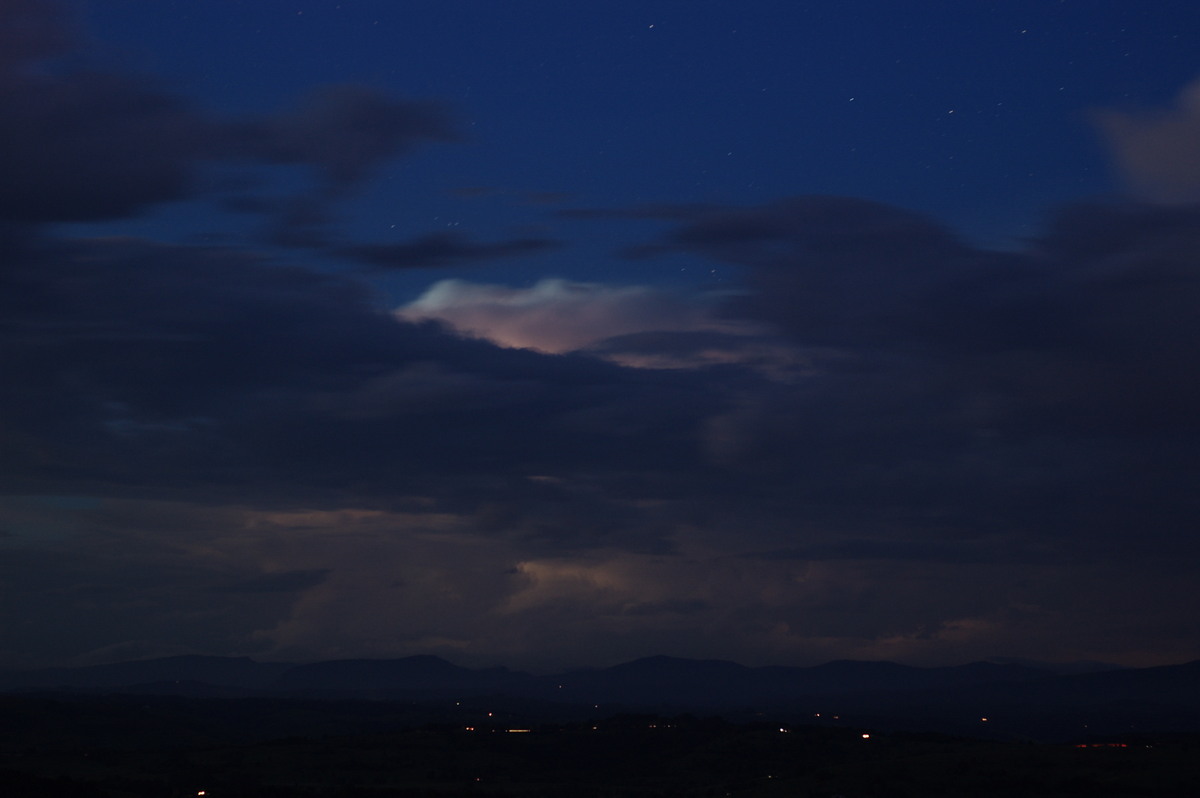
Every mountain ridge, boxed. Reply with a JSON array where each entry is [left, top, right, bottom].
[[1, 652, 1189, 699]]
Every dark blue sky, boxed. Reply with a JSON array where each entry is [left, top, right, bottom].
[[77, 1, 1200, 277], [3, 0, 1200, 672]]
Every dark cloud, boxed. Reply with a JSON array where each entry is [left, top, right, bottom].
[[226, 83, 458, 194], [222, 569, 333, 595], [339, 232, 561, 270], [3, 3, 1199, 671], [628, 196, 981, 347], [619, 598, 711, 617], [627, 196, 1200, 430], [0, 234, 723, 506], [0, 8, 456, 226], [6, 190, 1200, 669], [748, 536, 1046, 566], [0, 0, 74, 78], [0, 518, 324, 667], [613, 195, 1200, 555], [0, 69, 210, 222]]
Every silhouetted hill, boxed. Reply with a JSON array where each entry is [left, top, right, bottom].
[[550, 655, 753, 706], [546, 656, 1055, 708], [1034, 659, 1200, 705], [986, 656, 1122, 674], [271, 654, 531, 694], [773, 659, 1050, 694]]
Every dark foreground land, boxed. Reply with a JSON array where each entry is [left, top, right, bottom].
[[2, 694, 1198, 797]]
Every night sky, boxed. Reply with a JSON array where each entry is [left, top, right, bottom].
[[4, 0, 1200, 673]]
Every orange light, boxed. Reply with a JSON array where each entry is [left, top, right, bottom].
[[861, 733, 870, 739]]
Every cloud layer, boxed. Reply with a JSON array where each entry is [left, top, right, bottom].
[[3, 1, 1199, 672], [8, 191, 1200, 670], [397, 277, 750, 356]]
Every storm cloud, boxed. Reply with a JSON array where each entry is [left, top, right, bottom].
[[3, 1, 1199, 672]]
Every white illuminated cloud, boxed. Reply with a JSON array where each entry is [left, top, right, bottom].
[[396, 277, 747, 355]]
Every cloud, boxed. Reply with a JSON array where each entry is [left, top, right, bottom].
[[338, 232, 561, 270], [8, 192, 1200, 670], [397, 277, 751, 355], [3, 5, 1200, 670], [621, 196, 985, 347], [584, 329, 814, 373], [1, 233, 733, 513], [607, 196, 1200, 557], [0, 13, 456, 226], [8, 195, 1200, 669], [1096, 77, 1200, 203], [0, 0, 74, 78], [222, 568, 333, 595], [0, 69, 210, 223], [227, 83, 458, 194], [626, 195, 1200, 433]]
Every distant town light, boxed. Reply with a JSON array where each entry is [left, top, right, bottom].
[[1075, 742, 1128, 748]]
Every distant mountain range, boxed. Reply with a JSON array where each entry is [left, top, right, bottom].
[[0, 653, 1074, 698], [4, 654, 1198, 740]]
